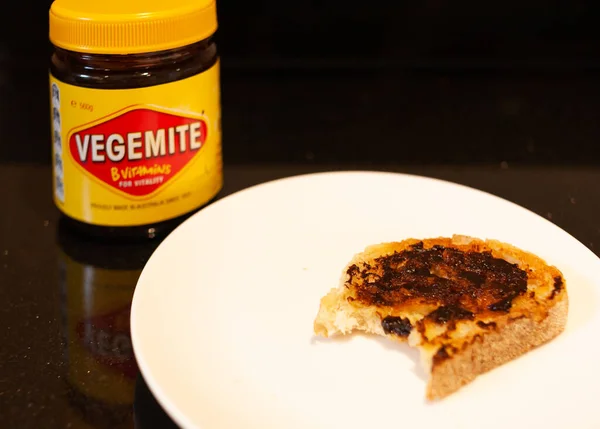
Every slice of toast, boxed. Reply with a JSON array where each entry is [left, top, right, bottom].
[[314, 235, 568, 400]]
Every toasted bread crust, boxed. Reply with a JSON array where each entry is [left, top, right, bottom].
[[313, 235, 568, 399], [428, 297, 567, 399]]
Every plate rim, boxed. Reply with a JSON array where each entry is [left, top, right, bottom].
[[131, 169, 599, 429]]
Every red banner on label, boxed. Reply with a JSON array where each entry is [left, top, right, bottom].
[[69, 108, 208, 197]]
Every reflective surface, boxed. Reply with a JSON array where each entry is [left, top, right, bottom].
[[2, 164, 600, 428], [57, 220, 157, 429]]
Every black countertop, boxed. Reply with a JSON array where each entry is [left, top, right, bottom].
[[2, 163, 600, 428], [2, 63, 600, 428]]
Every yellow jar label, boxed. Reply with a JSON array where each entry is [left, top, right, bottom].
[[50, 61, 222, 226]]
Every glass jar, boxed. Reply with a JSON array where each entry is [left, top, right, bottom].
[[49, 0, 223, 240]]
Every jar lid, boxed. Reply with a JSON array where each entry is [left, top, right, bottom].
[[49, 0, 218, 55]]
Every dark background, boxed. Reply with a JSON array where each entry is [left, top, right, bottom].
[[3, 2, 600, 428], [2, 0, 600, 166]]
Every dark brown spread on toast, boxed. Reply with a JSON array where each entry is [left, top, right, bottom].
[[381, 316, 412, 337], [432, 345, 452, 365], [347, 242, 528, 324], [549, 276, 563, 300]]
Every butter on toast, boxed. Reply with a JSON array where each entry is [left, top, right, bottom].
[[313, 235, 568, 400]]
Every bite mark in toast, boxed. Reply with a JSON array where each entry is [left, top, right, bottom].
[[313, 235, 568, 400]]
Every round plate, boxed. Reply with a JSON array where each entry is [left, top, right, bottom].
[[131, 171, 600, 429]]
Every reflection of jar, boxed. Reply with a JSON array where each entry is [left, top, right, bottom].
[[57, 219, 160, 428], [49, 0, 223, 240]]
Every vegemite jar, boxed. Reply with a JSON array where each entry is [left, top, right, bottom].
[[49, 0, 223, 240]]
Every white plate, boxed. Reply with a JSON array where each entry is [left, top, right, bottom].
[[131, 171, 600, 429]]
